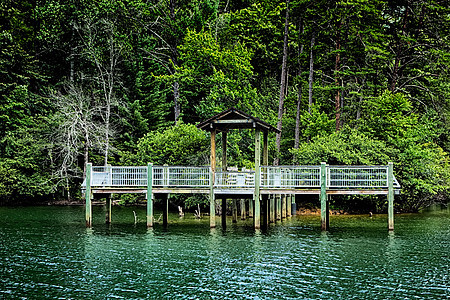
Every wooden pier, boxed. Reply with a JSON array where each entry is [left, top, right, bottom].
[[82, 108, 400, 230], [83, 162, 400, 230]]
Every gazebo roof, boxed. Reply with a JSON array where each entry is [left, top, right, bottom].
[[197, 107, 280, 133]]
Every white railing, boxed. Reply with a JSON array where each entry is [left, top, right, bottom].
[[326, 166, 389, 188], [152, 166, 210, 187], [91, 166, 147, 187], [84, 165, 400, 190], [261, 166, 321, 188], [214, 171, 255, 188]]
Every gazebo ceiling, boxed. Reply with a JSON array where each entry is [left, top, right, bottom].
[[197, 107, 280, 133]]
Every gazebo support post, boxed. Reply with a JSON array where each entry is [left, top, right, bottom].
[[254, 129, 261, 229], [210, 130, 216, 228]]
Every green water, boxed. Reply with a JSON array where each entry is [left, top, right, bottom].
[[1, 206, 449, 299]]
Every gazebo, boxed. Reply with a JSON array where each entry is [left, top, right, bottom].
[[197, 107, 280, 229]]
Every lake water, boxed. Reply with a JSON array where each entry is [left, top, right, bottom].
[[1, 205, 449, 299]]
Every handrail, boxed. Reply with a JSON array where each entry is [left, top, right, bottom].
[[215, 170, 255, 188], [83, 164, 400, 189], [326, 165, 389, 188]]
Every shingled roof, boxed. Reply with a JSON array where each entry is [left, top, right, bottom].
[[197, 107, 280, 133]]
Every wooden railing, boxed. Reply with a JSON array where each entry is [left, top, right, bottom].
[[82, 165, 400, 189]]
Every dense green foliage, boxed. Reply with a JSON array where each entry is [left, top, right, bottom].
[[1, 0, 450, 211]]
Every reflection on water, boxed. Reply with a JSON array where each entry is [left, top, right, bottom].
[[0, 205, 449, 299]]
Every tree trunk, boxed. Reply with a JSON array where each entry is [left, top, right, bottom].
[[173, 81, 180, 123], [294, 20, 304, 150], [308, 31, 315, 116], [391, 2, 409, 92], [274, 0, 290, 166], [335, 21, 342, 131], [170, 0, 180, 123]]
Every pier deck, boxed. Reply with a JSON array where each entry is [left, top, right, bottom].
[[83, 163, 400, 230]]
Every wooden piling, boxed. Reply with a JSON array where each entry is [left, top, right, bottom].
[[163, 193, 168, 227], [222, 198, 227, 229], [269, 195, 275, 223], [105, 194, 111, 224], [388, 162, 394, 231], [281, 194, 286, 219], [320, 162, 328, 231], [249, 200, 254, 218], [276, 194, 281, 220], [147, 163, 153, 227], [254, 129, 261, 229], [261, 194, 269, 228], [287, 194, 292, 217], [291, 195, 297, 216], [240, 199, 246, 220], [85, 163, 92, 227], [232, 199, 237, 223]]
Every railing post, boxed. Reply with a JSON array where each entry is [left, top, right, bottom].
[[147, 163, 153, 227], [85, 163, 92, 227], [108, 164, 112, 186], [388, 162, 394, 231], [320, 162, 328, 231], [164, 165, 169, 186]]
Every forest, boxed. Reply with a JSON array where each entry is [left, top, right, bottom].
[[1, 0, 450, 212]]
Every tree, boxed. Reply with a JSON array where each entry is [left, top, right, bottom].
[[165, 29, 258, 122], [75, 18, 130, 166], [49, 83, 106, 182], [274, 0, 290, 165]]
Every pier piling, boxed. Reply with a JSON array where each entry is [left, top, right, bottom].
[[85, 163, 92, 227], [147, 163, 153, 227]]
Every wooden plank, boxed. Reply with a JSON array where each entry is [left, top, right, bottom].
[[213, 119, 254, 124], [91, 187, 390, 195], [154, 188, 209, 194], [326, 190, 389, 195], [261, 189, 321, 195]]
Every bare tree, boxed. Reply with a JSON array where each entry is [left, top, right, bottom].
[[50, 83, 106, 198], [75, 18, 126, 166]]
